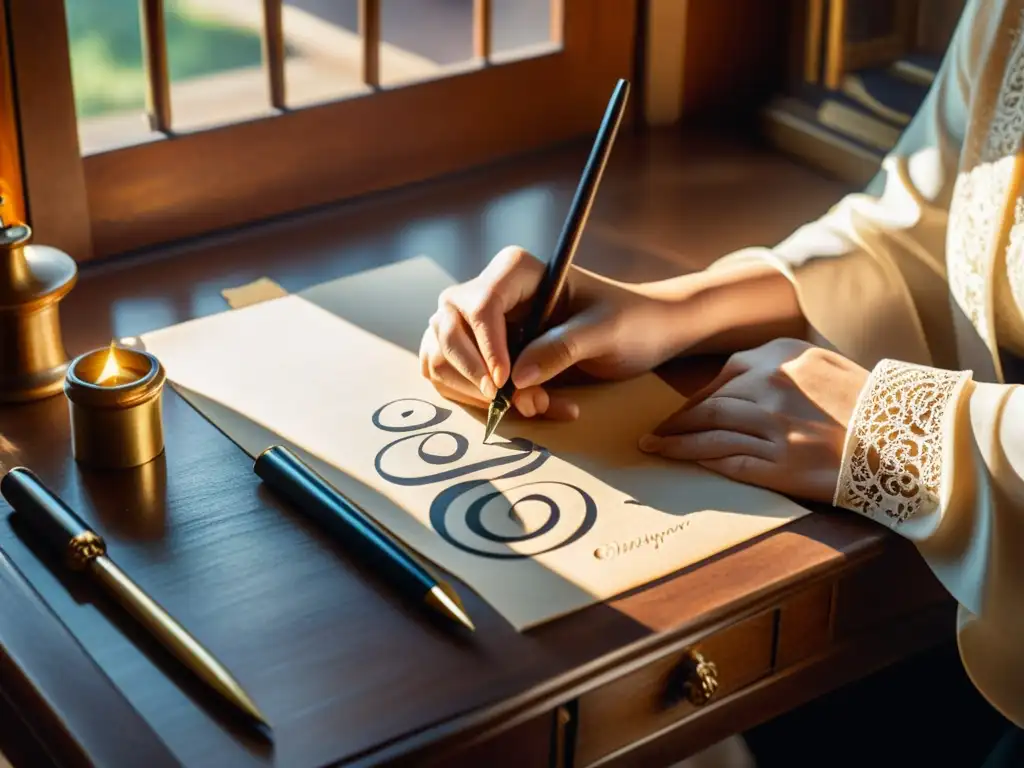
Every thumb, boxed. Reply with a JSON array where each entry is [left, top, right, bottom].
[[511, 312, 609, 388]]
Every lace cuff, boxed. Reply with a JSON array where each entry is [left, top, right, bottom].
[[833, 359, 973, 527]]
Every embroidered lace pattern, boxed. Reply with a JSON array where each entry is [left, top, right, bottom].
[[947, 6, 1024, 350], [986, 13, 1024, 162], [948, 162, 1008, 343], [998, 197, 1024, 354], [833, 360, 972, 526]]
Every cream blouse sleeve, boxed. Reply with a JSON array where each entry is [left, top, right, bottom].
[[707, 0, 1024, 727], [834, 359, 1024, 728], [711, 0, 1000, 372]]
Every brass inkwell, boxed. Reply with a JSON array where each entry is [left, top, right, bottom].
[[64, 343, 167, 469], [0, 196, 77, 402]]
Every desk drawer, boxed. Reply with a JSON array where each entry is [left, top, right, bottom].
[[575, 611, 775, 766]]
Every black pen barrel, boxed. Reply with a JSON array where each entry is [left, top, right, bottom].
[[523, 77, 630, 340], [498, 78, 630, 404], [1, 467, 101, 564], [254, 446, 435, 595]]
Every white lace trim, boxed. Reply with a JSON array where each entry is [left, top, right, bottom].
[[999, 197, 1024, 354], [987, 11, 1024, 162], [947, 5, 1024, 355], [948, 160, 1010, 343], [833, 359, 972, 527]]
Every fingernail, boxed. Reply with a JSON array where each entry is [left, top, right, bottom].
[[638, 434, 662, 453], [566, 403, 580, 420], [534, 389, 550, 415], [517, 394, 536, 418], [514, 364, 540, 388], [480, 375, 497, 399], [491, 365, 505, 388]]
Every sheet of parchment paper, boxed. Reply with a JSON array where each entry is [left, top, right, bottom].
[[137, 256, 810, 630]]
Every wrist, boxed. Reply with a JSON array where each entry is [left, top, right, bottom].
[[639, 260, 807, 357], [636, 273, 720, 357]]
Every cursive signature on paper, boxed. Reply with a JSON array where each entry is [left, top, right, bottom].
[[592, 519, 692, 561]]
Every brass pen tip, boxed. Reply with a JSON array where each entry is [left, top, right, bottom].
[[202, 664, 272, 736], [425, 584, 476, 631], [202, 664, 271, 732], [483, 398, 509, 443], [234, 689, 272, 731]]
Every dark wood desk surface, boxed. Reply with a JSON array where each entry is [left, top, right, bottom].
[[0, 128, 950, 768]]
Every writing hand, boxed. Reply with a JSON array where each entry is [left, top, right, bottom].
[[639, 338, 869, 503], [419, 245, 678, 419]]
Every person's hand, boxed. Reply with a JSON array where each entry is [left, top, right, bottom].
[[639, 338, 869, 502], [419, 245, 679, 419]]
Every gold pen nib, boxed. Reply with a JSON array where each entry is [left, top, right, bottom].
[[483, 397, 510, 443], [425, 583, 476, 631]]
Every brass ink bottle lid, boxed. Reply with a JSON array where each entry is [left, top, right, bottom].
[[0, 196, 78, 403]]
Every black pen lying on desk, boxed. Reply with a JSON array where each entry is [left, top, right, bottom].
[[253, 445, 476, 631], [0, 467, 269, 730], [484, 77, 630, 441]]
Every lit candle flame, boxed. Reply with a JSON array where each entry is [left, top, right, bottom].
[[96, 341, 122, 385]]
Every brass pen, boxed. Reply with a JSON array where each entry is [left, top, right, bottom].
[[0, 466, 269, 730]]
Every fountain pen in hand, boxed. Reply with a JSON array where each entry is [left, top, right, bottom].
[[483, 77, 629, 442]]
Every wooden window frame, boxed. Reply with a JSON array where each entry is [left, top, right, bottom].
[[4, 0, 637, 262]]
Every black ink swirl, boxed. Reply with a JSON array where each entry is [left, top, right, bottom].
[[371, 398, 597, 560], [430, 458, 597, 559], [374, 431, 536, 485], [372, 398, 452, 433]]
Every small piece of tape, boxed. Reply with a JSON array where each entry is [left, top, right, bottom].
[[221, 277, 289, 309]]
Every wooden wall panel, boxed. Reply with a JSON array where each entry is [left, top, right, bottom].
[[643, 0, 793, 127], [643, 0, 688, 126], [0, 0, 25, 224], [916, 0, 965, 54], [680, 0, 790, 118], [6, 0, 92, 259]]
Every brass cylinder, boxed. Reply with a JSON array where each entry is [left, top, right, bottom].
[[0, 222, 77, 403], [64, 347, 167, 469]]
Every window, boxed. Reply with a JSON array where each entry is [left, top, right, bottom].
[[4, 0, 637, 261]]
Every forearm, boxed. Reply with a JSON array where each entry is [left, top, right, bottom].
[[641, 261, 808, 356]]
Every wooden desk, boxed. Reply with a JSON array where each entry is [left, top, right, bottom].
[[0, 128, 953, 768]]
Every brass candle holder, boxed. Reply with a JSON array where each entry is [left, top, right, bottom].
[[64, 344, 167, 469], [0, 197, 77, 403]]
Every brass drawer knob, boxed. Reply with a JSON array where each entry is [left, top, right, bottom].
[[680, 650, 719, 706]]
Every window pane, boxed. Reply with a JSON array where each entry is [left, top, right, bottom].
[[282, 0, 369, 108], [65, 0, 153, 154], [65, 0, 291, 147], [164, 0, 275, 132], [379, 0, 476, 88], [65, 0, 565, 152], [491, 0, 558, 61]]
